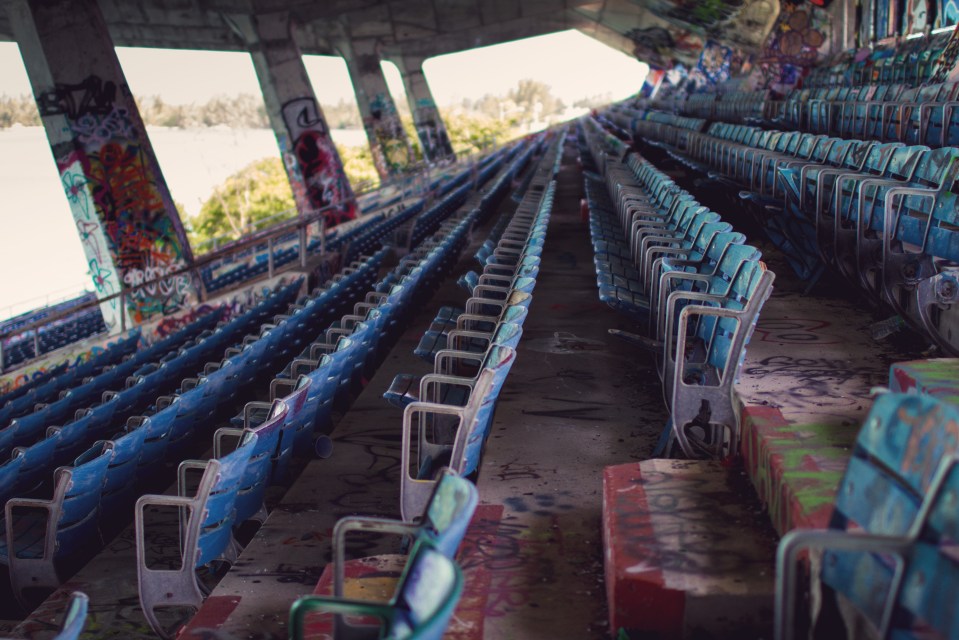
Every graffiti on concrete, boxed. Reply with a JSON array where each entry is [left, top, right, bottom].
[[626, 25, 705, 69], [280, 97, 356, 226], [759, 0, 830, 88], [413, 98, 453, 161], [692, 40, 734, 85], [365, 92, 412, 178], [37, 75, 117, 119], [41, 74, 193, 325]]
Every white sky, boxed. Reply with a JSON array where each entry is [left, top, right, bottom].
[[0, 30, 646, 105], [0, 30, 646, 314]]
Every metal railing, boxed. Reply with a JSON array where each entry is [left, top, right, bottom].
[[0, 155, 474, 373]]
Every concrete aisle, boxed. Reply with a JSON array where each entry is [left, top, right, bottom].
[[446, 144, 669, 639], [199, 142, 669, 639], [17, 142, 676, 640]]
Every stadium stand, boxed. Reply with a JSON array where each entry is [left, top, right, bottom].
[[11, 16, 959, 638]]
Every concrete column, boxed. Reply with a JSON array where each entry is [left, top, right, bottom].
[[235, 12, 356, 227], [8, 0, 198, 330], [395, 55, 454, 162], [340, 38, 413, 180]]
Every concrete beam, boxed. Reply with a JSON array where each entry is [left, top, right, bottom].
[[381, 12, 573, 59], [8, 0, 199, 328], [394, 54, 453, 162], [233, 11, 357, 226], [339, 36, 414, 180]]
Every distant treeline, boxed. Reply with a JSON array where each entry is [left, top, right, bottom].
[[0, 93, 363, 129], [0, 81, 614, 131]]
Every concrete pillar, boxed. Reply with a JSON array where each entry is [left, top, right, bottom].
[[8, 0, 198, 330], [339, 38, 414, 180], [395, 55, 454, 162], [234, 12, 356, 227]]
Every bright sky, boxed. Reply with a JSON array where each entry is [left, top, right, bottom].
[[0, 30, 646, 315], [1, 30, 645, 105]]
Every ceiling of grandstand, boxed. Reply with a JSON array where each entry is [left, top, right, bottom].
[[0, 0, 787, 69]]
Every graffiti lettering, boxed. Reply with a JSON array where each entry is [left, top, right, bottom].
[[364, 92, 411, 178], [45, 74, 194, 323], [37, 75, 118, 119], [280, 97, 355, 226]]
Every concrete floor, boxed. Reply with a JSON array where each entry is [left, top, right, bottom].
[[14, 138, 928, 640], [186, 142, 669, 640]]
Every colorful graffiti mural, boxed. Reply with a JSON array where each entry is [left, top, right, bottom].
[[692, 40, 735, 85], [639, 69, 667, 97], [626, 25, 705, 69], [938, 0, 959, 27], [759, 0, 831, 88], [38, 74, 194, 325], [365, 92, 413, 178], [930, 25, 959, 82], [0, 331, 138, 396], [413, 98, 453, 161], [279, 97, 356, 227]]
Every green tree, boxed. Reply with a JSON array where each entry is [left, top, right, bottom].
[[442, 112, 513, 156], [338, 145, 381, 191], [188, 148, 382, 248], [0, 94, 40, 127], [188, 157, 296, 248], [507, 79, 566, 119]]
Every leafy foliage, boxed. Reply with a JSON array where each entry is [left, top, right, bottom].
[[0, 80, 587, 253], [187, 157, 296, 249], [0, 95, 40, 127], [0, 94, 366, 130]]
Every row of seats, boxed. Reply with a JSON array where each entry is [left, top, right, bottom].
[[625, 68, 959, 638], [0, 309, 227, 459], [622, 107, 959, 356], [2, 307, 108, 370], [0, 277, 322, 606], [776, 390, 959, 640], [0, 331, 139, 420], [288, 132, 564, 640], [804, 29, 954, 88], [579, 116, 775, 459], [202, 151, 512, 294], [131, 139, 538, 639], [640, 29, 957, 147], [681, 90, 766, 125], [645, 82, 959, 150], [0, 361, 69, 409], [764, 81, 959, 147], [0, 292, 95, 335]]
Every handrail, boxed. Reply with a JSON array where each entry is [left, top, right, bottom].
[[0, 195, 359, 347], [191, 157, 446, 254], [0, 152, 482, 371]]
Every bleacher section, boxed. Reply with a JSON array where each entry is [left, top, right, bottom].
[[608, 101, 959, 357], [580, 117, 774, 459], [10, 33, 959, 635], [0, 156, 512, 385], [578, 30, 959, 639], [1, 305, 107, 370], [287, 134, 562, 639], [6, 134, 548, 639]]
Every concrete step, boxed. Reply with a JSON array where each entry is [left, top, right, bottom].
[[730, 242, 925, 538], [889, 358, 959, 403], [740, 405, 851, 536], [602, 459, 776, 639]]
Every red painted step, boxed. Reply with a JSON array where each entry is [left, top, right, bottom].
[[889, 358, 959, 404], [602, 459, 776, 639]]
